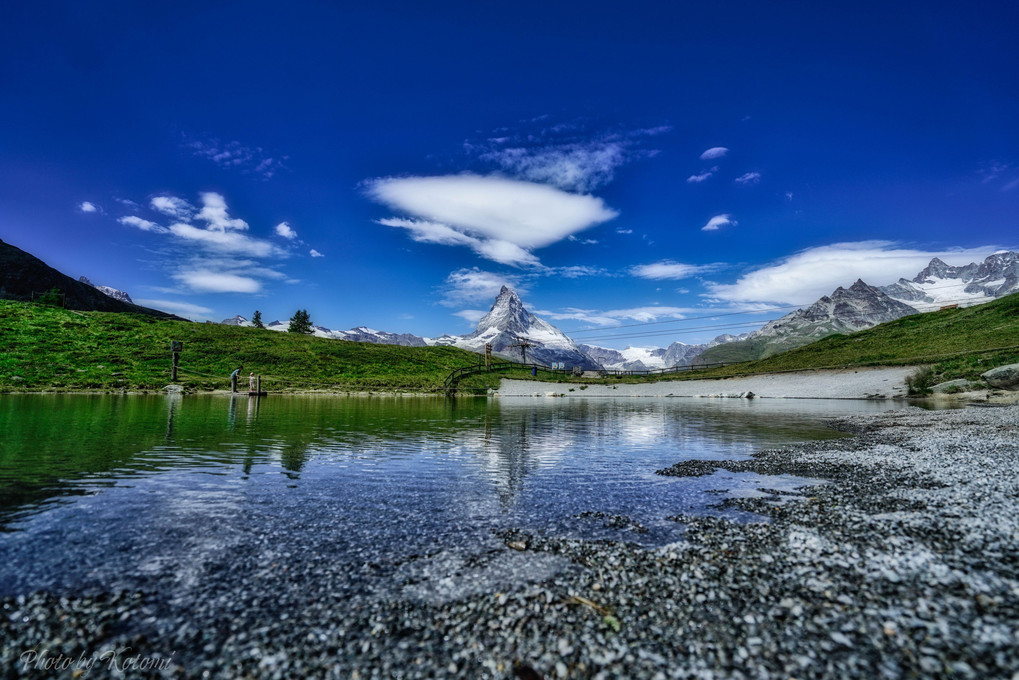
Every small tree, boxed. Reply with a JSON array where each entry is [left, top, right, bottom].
[[252, 310, 265, 329], [288, 309, 313, 334], [38, 288, 64, 307]]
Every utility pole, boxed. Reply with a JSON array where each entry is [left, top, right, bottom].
[[485, 343, 492, 369], [509, 336, 533, 364], [170, 340, 183, 382]]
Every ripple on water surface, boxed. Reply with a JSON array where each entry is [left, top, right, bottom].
[[0, 394, 896, 600]]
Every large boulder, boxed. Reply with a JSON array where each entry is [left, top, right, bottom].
[[981, 364, 1019, 391]]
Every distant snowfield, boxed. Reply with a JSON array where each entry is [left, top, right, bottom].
[[496, 366, 916, 399]]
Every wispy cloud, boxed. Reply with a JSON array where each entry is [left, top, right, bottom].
[[118, 216, 168, 233], [467, 122, 669, 193], [686, 169, 715, 184], [699, 147, 729, 160], [550, 265, 607, 278], [453, 309, 487, 324], [150, 196, 195, 221], [185, 136, 288, 180], [172, 269, 262, 294], [735, 172, 760, 185], [78, 201, 98, 213], [367, 174, 617, 267], [132, 299, 214, 318], [309, 249, 324, 258], [440, 268, 526, 307], [616, 228, 632, 235], [630, 261, 717, 280], [702, 214, 737, 231], [704, 241, 1007, 305], [536, 305, 692, 327]]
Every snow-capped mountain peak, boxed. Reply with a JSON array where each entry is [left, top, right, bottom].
[[474, 286, 532, 337], [78, 276, 133, 304], [881, 251, 1019, 311]]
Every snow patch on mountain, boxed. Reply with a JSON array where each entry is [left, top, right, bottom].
[[78, 276, 133, 304], [880, 251, 1019, 311]]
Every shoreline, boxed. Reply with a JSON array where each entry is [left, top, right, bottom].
[[3, 403, 1018, 677]]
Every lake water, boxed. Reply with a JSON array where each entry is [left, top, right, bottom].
[[0, 394, 898, 603]]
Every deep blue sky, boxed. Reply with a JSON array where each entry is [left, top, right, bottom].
[[2, 1, 1016, 346]]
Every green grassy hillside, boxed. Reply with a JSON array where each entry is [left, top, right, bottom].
[[694, 291, 1019, 382], [3, 292, 1017, 394], [0, 300, 492, 393]]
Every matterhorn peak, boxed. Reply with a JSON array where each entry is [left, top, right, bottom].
[[475, 286, 530, 336]]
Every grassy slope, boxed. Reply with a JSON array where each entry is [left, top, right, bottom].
[[3, 292, 1017, 393], [0, 301, 490, 393]]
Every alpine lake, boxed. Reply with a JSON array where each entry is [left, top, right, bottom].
[[0, 393, 902, 606]]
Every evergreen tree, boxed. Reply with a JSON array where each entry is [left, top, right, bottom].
[[252, 310, 265, 329], [38, 288, 63, 307], [288, 309, 313, 334]]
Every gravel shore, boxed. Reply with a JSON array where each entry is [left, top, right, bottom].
[[3, 404, 1019, 678]]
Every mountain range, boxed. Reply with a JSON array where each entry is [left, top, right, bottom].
[[5, 235, 1013, 371], [222, 251, 1018, 371], [694, 251, 1019, 365]]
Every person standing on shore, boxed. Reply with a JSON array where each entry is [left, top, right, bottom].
[[249, 372, 256, 393], [230, 366, 243, 393]]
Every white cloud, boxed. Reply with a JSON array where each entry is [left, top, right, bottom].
[[172, 269, 262, 294], [379, 218, 480, 247], [310, 249, 324, 258], [470, 123, 668, 193], [537, 305, 692, 327], [481, 142, 628, 193], [700, 147, 729, 160], [453, 309, 487, 324], [551, 265, 607, 278], [379, 217, 540, 267], [630, 261, 715, 280], [702, 214, 737, 231], [78, 201, 97, 213], [274, 222, 297, 239], [1003, 177, 1019, 192], [195, 192, 248, 232], [133, 299, 214, 318], [686, 170, 715, 184], [785, 191, 794, 202], [367, 174, 618, 266], [168, 222, 278, 257], [115, 197, 140, 210], [735, 172, 761, 185], [616, 228, 633, 234], [118, 216, 168, 234], [704, 241, 1007, 305], [150, 196, 195, 221], [186, 137, 288, 180], [440, 268, 526, 307]]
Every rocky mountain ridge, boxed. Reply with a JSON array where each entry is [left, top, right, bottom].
[[78, 276, 133, 304], [695, 252, 1018, 365], [0, 238, 181, 319]]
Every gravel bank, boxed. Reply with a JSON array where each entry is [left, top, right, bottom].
[[497, 367, 916, 399], [3, 405, 1019, 678]]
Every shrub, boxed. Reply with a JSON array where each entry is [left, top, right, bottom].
[[906, 366, 936, 396]]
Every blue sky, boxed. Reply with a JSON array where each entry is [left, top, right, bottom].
[[2, 1, 1017, 347]]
